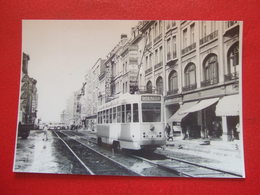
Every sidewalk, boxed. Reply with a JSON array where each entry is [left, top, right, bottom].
[[163, 137, 245, 176]]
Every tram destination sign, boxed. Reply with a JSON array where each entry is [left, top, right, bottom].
[[141, 95, 161, 101]]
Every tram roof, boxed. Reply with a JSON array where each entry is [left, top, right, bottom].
[[98, 93, 162, 111]]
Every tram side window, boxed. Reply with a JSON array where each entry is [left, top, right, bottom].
[[117, 106, 121, 123], [133, 103, 139, 122], [122, 105, 125, 123], [103, 110, 106, 124], [106, 110, 109, 123], [98, 112, 101, 124], [126, 104, 131, 123], [100, 111, 102, 124], [142, 103, 161, 122], [113, 107, 116, 123], [109, 108, 112, 123]]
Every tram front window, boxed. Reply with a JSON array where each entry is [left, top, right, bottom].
[[142, 103, 161, 122]]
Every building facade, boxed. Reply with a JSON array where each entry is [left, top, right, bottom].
[[139, 20, 241, 141], [80, 20, 241, 141]]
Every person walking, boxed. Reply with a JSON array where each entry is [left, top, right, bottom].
[[165, 123, 172, 141], [43, 125, 48, 141]]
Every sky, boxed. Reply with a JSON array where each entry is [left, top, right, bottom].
[[22, 20, 138, 122]]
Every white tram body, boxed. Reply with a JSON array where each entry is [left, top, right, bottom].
[[96, 93, 166, 150]]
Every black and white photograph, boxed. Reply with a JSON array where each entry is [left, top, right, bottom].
[[13, 20, 244, 178]]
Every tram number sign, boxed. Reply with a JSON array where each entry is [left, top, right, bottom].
[[141, 95, 161, 101]]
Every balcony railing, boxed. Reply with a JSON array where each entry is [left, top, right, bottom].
[[154, 34, 162, 44], [181, 42, 196, 55], [201, 78, 218, 87], [227, 21, 238, 29], [182, 83, 197, 92], [167, 89, 179, 96], [154, 62, 163, 70], [200, 30, 218, 45], [224, 72, 239, 81], [145, 67, 153, 75]]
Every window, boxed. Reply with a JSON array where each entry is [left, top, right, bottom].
[[156, 76, 163, 94], [126, 104, 131, 123], [148, 28, 152, 43], [113, 107, 116, 123], [201, 21, 207, 38], [166, 38, 171, 60], [122, 105, 125, 123], [102, 110, 106, 124], [146, 81, 152, 93], [190, 23, 195, 44], [227, 42, 239, 74], [159, 46, 163, 63], [168, 71, 178, 92], [106, 109, 109, 123], [109, 108, 112, 123], [154, 22, 158, 37], [184, 63, 196, 86], [149, 53, 153, 67], [117, 106, 121, 123], [183, 29, 188, 48], [203, 54, 218, 84], [133, 103, 139, 122], [172, 36, 177, 58], [155, 49, 158, 64], [159, 21, 162, 34], [145, 56, 149, 69], [142, 103, 161, 122], [211, 21, 216, 32]]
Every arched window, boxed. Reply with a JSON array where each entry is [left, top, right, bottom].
[[146, 81, 152, 93], [227, 42, 239, 75], [203, 54, 219, 86], [184, 63, 196, 88], [156, 76, 163, 94], [168, 71, 178, 94]]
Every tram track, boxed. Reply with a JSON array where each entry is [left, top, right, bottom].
[[129, 152, 243, 178], [53, 130, 141, 176], [57, 130, 242, 178]]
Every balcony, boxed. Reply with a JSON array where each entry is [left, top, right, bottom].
[[154, 62, 163, 70], [182, 83, 197, 92], [227, 21, 238, 29], [98, 71, 106, 80], [200, 30, 218, 45], [181, 42, 196, 56], [167, 89, 179, 96], [224, 21, 239, 36], [201, 78, 218, 87], [145, 67, 153, 75], [153, 34, 162, 44], [166, 52, 178, 67], [224, 72, 239, 82]]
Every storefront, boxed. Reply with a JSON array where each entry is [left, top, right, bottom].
[[168, 98, 221, 139], [215, 94, 240, 141]]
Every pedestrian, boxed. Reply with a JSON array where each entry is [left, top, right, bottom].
[[165, 123, 172, 141], [235, 122, 240, 140], [181, 119, 188, 140], [43, 125, 48, 141]]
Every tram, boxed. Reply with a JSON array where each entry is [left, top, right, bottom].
[[96, 93, 166, 151]]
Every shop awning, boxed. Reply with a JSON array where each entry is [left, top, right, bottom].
[[215, 94, 240, 116], [180, 98, 219, 114], [167, 101, 198, 123]]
